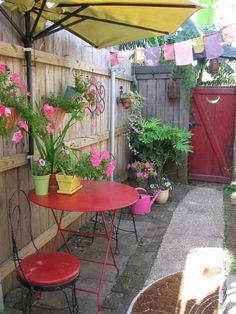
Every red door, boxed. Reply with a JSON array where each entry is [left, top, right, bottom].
[[188, 87, 236, 183]]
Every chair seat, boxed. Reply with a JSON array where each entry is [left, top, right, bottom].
[[17, 251, 80, 287]]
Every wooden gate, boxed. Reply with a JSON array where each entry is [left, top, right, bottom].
[[188, 87, 236, 183]]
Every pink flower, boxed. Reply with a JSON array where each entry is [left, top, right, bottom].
[[100, 150, 110, 160], [18, 120, 29, 132], [71, 95, 77, 100], [89, 146, 97, 155], [46, 123, 52, 133], [56, 123, 62, 132], [21, 82, 27, 93], [90, 154, 101, 167], [4, 107, 12, 117], [0, 64, 7, 73], [11, 72, 20, 86], [96, 103, 103, 112], [12, 130, 23, 143], [143, 173, 149, 179], [136, 172, 143, 178], [127, 163, 131, 170], [43, 103, 54, 116], [0, 104, 5, 116], [0, 105, 11, 117], [83, 107, 90, 115], [106, 161, 115, 177], [91, 78, 97, 85], [26, 91, 31, 97]]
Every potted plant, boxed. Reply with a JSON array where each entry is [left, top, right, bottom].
[[31, 158, 51, 196], [56, 147, 82, 194], [0, 64, 29, 136], [76, 146, 116, 181]]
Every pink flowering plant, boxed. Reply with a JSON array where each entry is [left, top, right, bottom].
[[0, 64, 30, 137], [76, 146, 116, 180], [127, 161, 157, 184]]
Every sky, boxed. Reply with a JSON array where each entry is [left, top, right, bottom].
[[214, 0, 236, 29]]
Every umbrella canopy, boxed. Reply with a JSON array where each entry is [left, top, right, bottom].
[[1, 0, 200, 48]]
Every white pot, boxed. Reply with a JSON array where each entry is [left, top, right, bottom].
[[156, 189, 169, 204]]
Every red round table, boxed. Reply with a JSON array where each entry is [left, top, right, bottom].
[[28, 180, 138, 314]]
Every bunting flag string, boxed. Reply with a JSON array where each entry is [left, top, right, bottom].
[[110, 24, 236, 67]]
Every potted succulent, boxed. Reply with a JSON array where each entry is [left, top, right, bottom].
[[31, 158, 51, 196]]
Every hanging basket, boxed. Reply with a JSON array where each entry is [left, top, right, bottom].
[[168, 80, 180, 100], [209, 59, 219, 75]]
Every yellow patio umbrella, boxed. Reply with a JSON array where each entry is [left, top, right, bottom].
[[0, 0, 201, 156], [1, 0, 200, 48]]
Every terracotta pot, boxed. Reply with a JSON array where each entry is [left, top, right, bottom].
[[156, 189, 169, 204], [231, 198, 236, 205], [48, 173, 59, 192], [50, 107, 66, 125], [209, 59, 219, 75], [6, 107, 20, 130], [122, 95, 131, 109]]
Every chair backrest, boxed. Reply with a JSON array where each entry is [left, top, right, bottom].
[[8, 190, 38, 280]]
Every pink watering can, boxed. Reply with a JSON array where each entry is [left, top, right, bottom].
[[131, 187, 162, 215]]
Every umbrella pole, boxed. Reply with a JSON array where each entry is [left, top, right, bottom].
[[110, 67, 116, 182], [24, 12, 34, 160]]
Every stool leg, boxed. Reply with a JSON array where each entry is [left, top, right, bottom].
[[131, 211, 138, 241]]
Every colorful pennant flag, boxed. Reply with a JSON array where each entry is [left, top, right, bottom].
[[204, 32, 224, 60], [174, 40, 193, 65], [163, 44, 175, 61], [144, 47, 160, 66], [134, 48, 145, 65]]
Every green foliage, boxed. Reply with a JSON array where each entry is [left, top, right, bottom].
[[196, 0, 219, 31], [57, 147, 79, 176], [199, 59, 236, 86], [231, 255, 236, 274], [75, 148, 115, 180], [43, 92, 84, 116], [224, 181, 236, 194], [128, 114, 192, 184], [31, 159, 51, 176]]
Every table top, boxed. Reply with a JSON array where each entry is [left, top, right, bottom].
[[28, 180, 139, 212]]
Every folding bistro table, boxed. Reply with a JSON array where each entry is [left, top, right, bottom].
[[28, 180, 139, 314]]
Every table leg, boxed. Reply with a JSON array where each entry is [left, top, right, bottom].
[[51, 210, 71, 253]]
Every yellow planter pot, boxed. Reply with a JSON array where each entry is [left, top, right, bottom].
[[56, 174, 82, 194]]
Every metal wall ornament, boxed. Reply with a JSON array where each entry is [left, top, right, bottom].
[[64, 79, 106, 118], [87, 79, 106, 117], [116, 86, 131, 109]]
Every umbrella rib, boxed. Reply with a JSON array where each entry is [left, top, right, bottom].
[[71, 13, 169, 34], [32, 5, 88, 41], [0, 5, 26, 40], [30, 0, 47, 37], [56, 2, 197, 9]]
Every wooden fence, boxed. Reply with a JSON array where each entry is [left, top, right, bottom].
[[0, 13, 132, 296], [135, 65, 190, 183]]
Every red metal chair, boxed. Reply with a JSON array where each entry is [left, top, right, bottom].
[[8, 190, 80, 313]]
